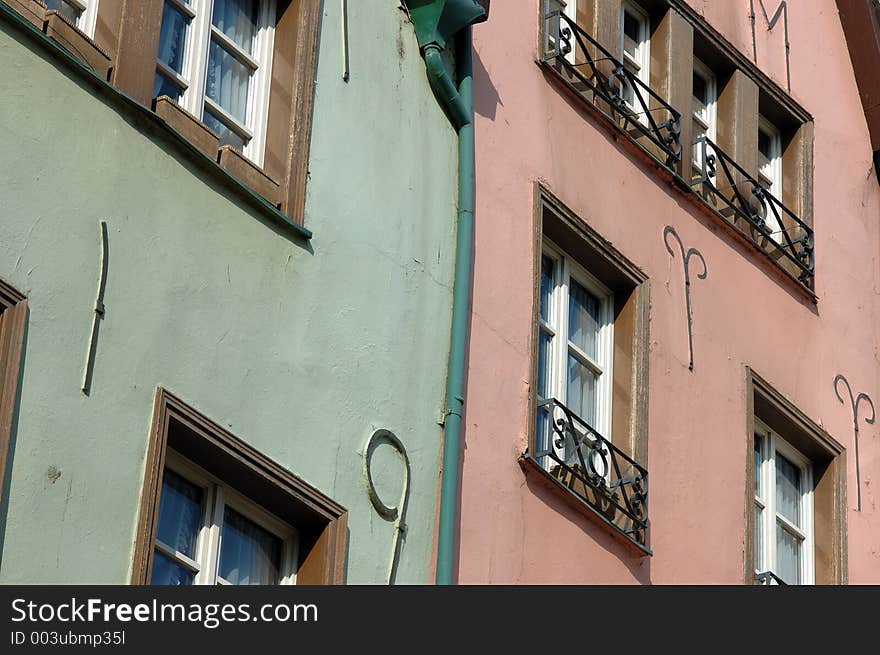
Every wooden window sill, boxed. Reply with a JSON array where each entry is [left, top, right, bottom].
[[153, 96, 220, 159], [152, 98, 281, 208], [3, 0, 43, 28], [2, 1, 111, 79], [218, 145, 281, 208], [44, 9, 111, 80]]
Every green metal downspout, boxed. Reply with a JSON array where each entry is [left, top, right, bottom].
[[423, 44, 470, 130], [435, 28, 474, 585]]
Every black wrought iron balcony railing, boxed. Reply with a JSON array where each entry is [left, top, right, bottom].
[[754, 571, 787, 585], [541, 7, 682, 168], [532, 398, 649, 548], [692, 136, 815, 290]]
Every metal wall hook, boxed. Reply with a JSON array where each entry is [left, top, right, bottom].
[[749, 1, 791, 91], [663, 226, 707, 371], [82, 220, 108, 395], [834, 374, 875, 511], [363, 429, 411, 584]]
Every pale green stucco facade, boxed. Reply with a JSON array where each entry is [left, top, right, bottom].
[[0, 1, 457, 584]]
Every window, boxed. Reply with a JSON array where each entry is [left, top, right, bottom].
[[747, 370, 846, 585], [44, 0, 99, 37], [151, 452, 297, 585], [537, 239, 614, 467], [691, 57, 716, 170], [152, 0, 276, 165], [753, 420, 814, 585], [133, 389, 348, 585], [619, 0, 650, 116]]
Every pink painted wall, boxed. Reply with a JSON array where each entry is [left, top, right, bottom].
[[460, 0, 880, 583]]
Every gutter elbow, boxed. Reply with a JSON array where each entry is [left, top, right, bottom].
[[424, 45, 471, 130]]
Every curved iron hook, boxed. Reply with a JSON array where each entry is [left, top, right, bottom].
[[687, 248, 708, 280], [363, 429, 411, 584], [664, 226, 708, 371], [834, 374, 875, 511], [833, 374, 854, 412], [663, 224, 684, 260], [857, 393, 876, 426]]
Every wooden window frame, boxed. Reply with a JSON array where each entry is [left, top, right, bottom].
[[691, 55, 716, 171], [106, 0, 321, 222], [753, 419, 815, 585], [539, 239, 615, 443], [152, 0, 277, 166], [132, 388, 348, 585], [757, 114, 785, 242], [153, 451, 298, 585], [745, 369, 847, 585], [619, 0, 650, 120], [0, 280, 27, 510]]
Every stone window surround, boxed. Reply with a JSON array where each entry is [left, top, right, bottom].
[[520, 183, 651, 557], [745, 368, 847, 585]]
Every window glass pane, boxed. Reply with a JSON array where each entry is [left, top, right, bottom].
[[206, 40, 251, 123], [540, 255, 554, 323], [567, 354, 597, 426], [623, 11, 640, 58], [157, 1, 190, 74], [151, 550, 195, 586], [775, 452, 801, 525], [758, 128, 771, 159], [776, 524, 801, 584], [537, 329, 551, 400], [153, 72, 185, 103], [568, 279, 600, 360], [621, 76, 635, 107], [219, 506, 282, 585], [155, 468, 203, 558], [754, 504, 763, 572], [692, 71, 707, 107], [754, 435, 763, 497], [212, 0, 259, 54], [45, 0, 82, 24], [203, 109, 249, 152]]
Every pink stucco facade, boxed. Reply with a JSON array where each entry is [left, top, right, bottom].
[[459, 1, 880, 583]]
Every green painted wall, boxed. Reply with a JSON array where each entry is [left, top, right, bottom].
[[0, 2, 457, 584]]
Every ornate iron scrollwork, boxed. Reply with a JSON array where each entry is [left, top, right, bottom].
[[542, 7, 682, 168], [755, 570, 787, 585], [663, 225, 707, 371], [533, 398, 649, 548], [692, 135, 814, 290], [834, 375, 875, 512]]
